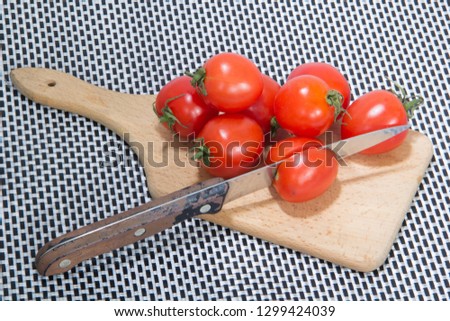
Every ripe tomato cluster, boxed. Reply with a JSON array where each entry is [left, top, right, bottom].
[[154, 53, 278, 181], [154, 52, 423, 203]]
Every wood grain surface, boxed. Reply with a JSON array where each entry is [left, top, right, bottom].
[[11, 68, 433, 272]]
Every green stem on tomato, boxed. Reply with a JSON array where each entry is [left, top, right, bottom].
[[326, 89, 344, 121], [403, 96, 424, 119], [270, 116, 280, 138], [154, 94, 187, 131], [185, 67, 208, 96], [386, 77, 425, 119], [191, 138, 210, 166]]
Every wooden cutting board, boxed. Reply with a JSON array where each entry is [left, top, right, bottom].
[[11, 67, 433, 272]]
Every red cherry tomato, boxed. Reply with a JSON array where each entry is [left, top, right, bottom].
[[265, 136, 323, 164], [288, 62, 351, 110], [274, 75, 342, 137], [273, 147, 339, 203], [195, 114, 264, 178], [187, 53, 263, 112], [341, 90, 410, 154], [241, 75, 280, 134], [154, 76, 218, 138]]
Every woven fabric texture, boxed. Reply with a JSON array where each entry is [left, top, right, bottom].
[[1, 1, 449, 300]]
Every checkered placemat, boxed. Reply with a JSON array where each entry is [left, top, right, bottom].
[[1, 1, 449, 300]]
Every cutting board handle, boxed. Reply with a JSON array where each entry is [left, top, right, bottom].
[[10, 67, 152, 130]]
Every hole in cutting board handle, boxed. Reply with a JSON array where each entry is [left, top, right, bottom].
[[47, 81, 56, 87]]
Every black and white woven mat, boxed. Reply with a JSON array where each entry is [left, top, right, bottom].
[[1, 1, 449, 300]]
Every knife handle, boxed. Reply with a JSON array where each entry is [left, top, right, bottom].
[[35, 177, 228, 276]]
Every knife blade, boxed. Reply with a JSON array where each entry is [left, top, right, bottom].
[[35, 124, 410, 276]]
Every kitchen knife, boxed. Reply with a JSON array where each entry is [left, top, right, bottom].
[[35, 124, 410, 276]]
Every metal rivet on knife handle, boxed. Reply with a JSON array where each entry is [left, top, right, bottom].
[[200, 204, 212, 213], [134, 228, 146, 237], [58, 259, 71, 269]]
